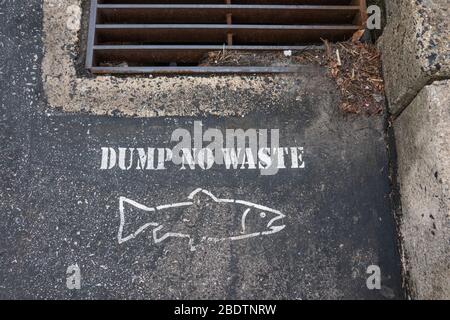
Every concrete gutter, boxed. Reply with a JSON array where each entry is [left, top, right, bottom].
[[41, 0, 319, 118], [379, 0, 450, 299]]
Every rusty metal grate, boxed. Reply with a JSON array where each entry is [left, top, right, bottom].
[[86, 0, 367, 74]]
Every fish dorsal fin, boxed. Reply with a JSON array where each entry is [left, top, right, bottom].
[[188, 188, 219, 204]]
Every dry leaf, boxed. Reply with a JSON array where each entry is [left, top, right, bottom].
[[351, 30, 365, 43]]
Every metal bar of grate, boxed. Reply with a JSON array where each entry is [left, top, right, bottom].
[[86, 0, 367, 74]]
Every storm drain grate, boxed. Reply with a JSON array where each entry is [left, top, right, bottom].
[[86, 0, 367, 74]]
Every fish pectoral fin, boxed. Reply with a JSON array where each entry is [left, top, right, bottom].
[[152, 225, 200, 251], [152, 225, 168, 244], [152, 225, 187, 243]]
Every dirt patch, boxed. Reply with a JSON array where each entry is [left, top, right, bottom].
[[199, 49, 322, 68], [319, 40, 385, 115], [202, 40, 386, 116]]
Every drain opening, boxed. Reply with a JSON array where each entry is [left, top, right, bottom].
[[86, 0, 367, 74]]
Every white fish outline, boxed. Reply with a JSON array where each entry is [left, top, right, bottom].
[[118, 188, 286, 251]]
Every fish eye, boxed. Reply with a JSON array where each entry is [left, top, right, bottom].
[[260, 212, 266, 218]]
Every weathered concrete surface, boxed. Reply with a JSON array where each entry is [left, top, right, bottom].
[[395, 80, 450, 299], [379, 0, 450, 114]]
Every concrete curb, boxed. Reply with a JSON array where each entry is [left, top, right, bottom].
[[379, 0, 449, 115], [395, 80, 450, 299]]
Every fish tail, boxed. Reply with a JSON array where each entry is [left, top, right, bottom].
[[118, 196, 159, 244]]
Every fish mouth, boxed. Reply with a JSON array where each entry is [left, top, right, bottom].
[[264, 212, 286, 235]]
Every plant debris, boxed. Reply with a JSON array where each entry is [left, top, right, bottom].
[[293, 39, 385, 115], [201, 38, 385, 116], [317, 39, 385, 115], [199, 50, 299, 67]]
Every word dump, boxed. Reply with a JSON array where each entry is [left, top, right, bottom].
[[100, 121, 305, 175]]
